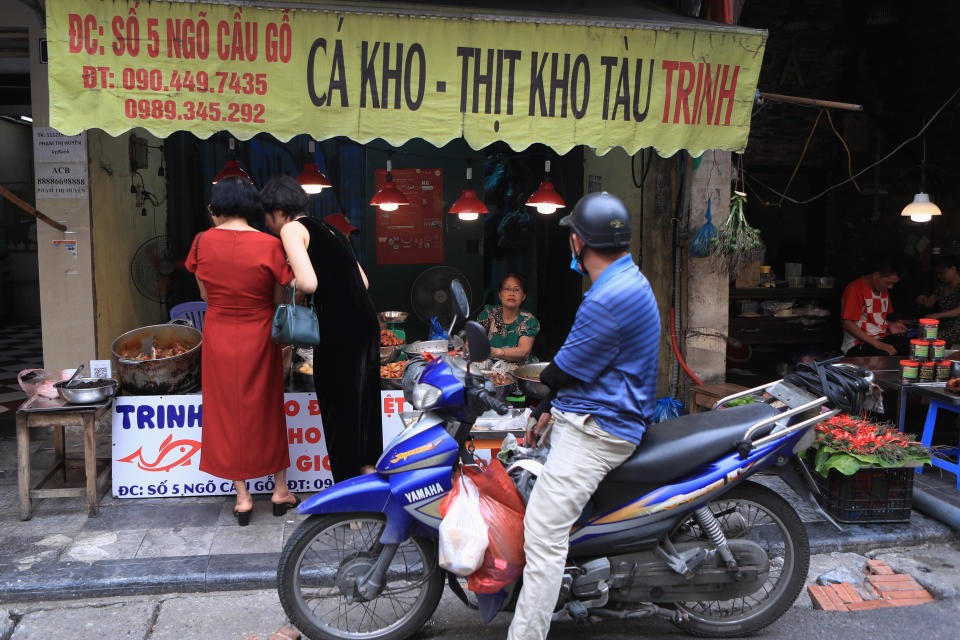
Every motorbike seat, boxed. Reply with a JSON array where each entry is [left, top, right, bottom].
[[604, 403, 779, 485]]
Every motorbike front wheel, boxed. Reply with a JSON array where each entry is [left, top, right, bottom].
[[669, 481, 810, 637], [277, 513, 444, 640]]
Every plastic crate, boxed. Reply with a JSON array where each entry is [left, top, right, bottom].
[[811, 463, 914, 524]]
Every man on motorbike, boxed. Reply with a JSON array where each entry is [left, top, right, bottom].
[[507, 192, 661, 640]]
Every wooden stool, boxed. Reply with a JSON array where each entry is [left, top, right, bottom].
[[689, 383, 749, 413], [16, 400, 113, 520]]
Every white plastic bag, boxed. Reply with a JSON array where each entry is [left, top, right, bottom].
[[438, 473, 489, 576]]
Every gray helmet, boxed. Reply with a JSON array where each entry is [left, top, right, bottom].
[[559, 192, 631, 248]]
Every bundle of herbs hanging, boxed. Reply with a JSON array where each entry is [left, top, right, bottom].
[[812, 413, 931, 477], [710, 191, 764, 278], [689, 198, 718, 258]]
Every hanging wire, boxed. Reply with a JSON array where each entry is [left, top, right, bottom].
[[748, 84, 960, 205], [824, 110, 861, 192], [778, 109, 823, 207]]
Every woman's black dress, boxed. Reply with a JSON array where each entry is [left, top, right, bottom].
[[297, 217, 382, 482]]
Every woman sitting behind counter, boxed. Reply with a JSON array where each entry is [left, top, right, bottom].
[[477, 273, 540, 364], [917, 255, 960, 348]]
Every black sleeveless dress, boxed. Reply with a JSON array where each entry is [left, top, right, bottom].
[[297, 217, 382, 482]]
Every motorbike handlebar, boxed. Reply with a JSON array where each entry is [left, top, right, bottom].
[[468, 386, 511, 415]]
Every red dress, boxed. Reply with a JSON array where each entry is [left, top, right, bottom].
[[185, 229, 293, 480]]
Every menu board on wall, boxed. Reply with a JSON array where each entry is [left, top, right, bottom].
[[375, 168, 444, 265]]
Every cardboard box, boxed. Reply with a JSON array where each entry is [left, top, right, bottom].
[[735, 261, 762, 288]]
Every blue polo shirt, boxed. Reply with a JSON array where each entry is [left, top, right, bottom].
[[553, 255, 660, 444]]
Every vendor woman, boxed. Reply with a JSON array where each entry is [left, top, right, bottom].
[[477, 273, 540, 364], [916, 255, 960, 347]]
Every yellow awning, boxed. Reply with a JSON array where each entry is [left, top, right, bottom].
[[47, 0, 767, 156]]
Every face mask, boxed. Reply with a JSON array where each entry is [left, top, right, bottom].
[[570, 251, 584, 275]]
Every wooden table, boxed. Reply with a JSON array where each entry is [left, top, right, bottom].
[[16, 398, 113, 520]]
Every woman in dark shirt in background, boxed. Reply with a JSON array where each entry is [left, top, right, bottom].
[[917, 256, 960, 347]]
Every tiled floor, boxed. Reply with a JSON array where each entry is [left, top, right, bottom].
[[0, 322, 43, 415]]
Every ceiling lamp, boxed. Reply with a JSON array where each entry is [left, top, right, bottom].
[[901, 133, 941, 224], [449, 165, 488, 221], [212, 138, 252, 184], [525, 160, 566, 214], [901, 193, 941, 224], [297, 139, 332, 195], [369, 158, 409, 212]]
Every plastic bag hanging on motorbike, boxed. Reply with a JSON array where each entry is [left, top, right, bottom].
[[438, 472, 489, 576], [652, 396, 684, 423], [465, 459, 527, 594], [428, 316, 449, 340]]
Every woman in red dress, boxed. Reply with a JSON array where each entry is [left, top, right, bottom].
[[185, 176, 298, 525]]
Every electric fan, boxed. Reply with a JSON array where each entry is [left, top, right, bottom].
[[130, 235, 182, 303], [409, 265, 472, 324]]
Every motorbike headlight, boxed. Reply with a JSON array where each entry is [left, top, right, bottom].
[[410, 383, 442, 410]]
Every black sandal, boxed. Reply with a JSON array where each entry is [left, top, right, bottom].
[[233, 508, 252, 526], [272, 495, 300, 516]]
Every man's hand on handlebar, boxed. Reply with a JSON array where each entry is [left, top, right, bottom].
[[524, 413, 551, 448]]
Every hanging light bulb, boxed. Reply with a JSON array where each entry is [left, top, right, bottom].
[[901, 193, 940, 223], [449, 165, 488, 222], [212, 137, 252, 184], [369, 158, 409, 212], [297, 139, 332, 195], [525, 160, 566, 214], [901, 134, 941, 223]]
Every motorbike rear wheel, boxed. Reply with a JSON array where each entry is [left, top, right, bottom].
[[669, 481, 810, 637], [277, 513, 444, 640]]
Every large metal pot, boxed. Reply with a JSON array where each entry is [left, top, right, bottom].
[[111, 320, 202, 395], [510, 362, 551, 398]]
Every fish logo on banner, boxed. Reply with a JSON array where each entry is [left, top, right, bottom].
[[117, 434, 202, 472]]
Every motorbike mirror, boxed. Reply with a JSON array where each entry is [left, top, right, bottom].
[[451, 280, 470, 319], [464, 321, 489, 363]]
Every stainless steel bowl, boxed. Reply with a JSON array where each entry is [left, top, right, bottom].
[[379, 311, 409, 324], [510, 362, 551, 398], [380, 344, 403, 363], [54, 378, 118, 404], [405, 336, 465, 357]]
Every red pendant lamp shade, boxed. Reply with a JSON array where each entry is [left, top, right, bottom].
[[212, 138, 253, 184], [297, 140, 333, 194], [212, 160, 252, 184], [297, 162, 332, 194], [369, 159, 409, 211], [525, 160, 566, 214], [449, 166, 488, 221]]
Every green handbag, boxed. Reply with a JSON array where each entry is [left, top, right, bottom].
[[271, 280, 321, 347]]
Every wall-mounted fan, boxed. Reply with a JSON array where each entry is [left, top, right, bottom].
[[130, 235, 183, 303]]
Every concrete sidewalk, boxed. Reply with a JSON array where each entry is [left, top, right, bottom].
[[0, 411, 956, 604]]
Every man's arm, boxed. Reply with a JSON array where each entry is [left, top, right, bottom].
[[525, 363, 582, 446], [842, 319, 896, 355]]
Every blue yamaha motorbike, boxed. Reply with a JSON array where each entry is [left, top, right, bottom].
[[278, 283, 868, 640]]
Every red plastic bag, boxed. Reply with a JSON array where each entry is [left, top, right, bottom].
[[463, 459, 527, 594]]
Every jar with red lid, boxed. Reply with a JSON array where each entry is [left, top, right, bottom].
[[920, 361, 937, 382], [936, 360, 951, 382], [931, 339, 946, 361], [919, 318, 939, 340], [910, 339, 930, 360], [900, 359, 919, 383]]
